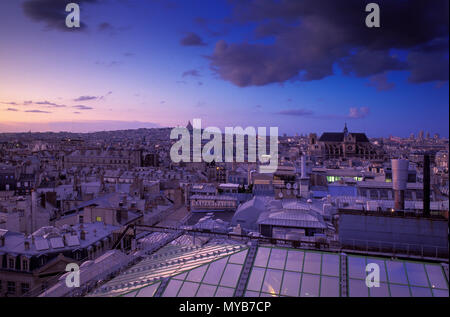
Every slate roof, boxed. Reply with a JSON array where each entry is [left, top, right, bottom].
[[319, 133, 369, 143]]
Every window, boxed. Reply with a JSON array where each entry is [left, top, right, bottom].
[[21, 283, 30, 295], [96, 216, 102, 222], [8, 258, 15, 269], [74, 251, 81, 261], [22, 260, 29, 271], [7, 281, 15, 295]]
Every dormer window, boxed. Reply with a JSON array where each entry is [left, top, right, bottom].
[[8, 258, 15, 269], [22, 259, 29, 271]]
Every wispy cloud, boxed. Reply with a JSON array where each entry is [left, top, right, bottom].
[[180, 32, 207, 46], [73, 105, 93, 110], [182, 69, 201, 77], [35, 100, 66, 108], [25, 109, 51, 113], [98, 91, 113, 100], [1, 101, 18, 105], [366, 73, 395, 91], [276, 107, 370, 120], [276, 109, 314, 116], [74, 96, 97, 102], [348, 107, 370, 119], [6, 108, 19, 112], [95, 60, 122, 67]]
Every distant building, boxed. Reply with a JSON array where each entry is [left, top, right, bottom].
[[63, 148, 142, 169], [308, 124, 385, 161], [190, 194, 237, 212], [142, 152, 159, 167], [0, 166, 15, 192]]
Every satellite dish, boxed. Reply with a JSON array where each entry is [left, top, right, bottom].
[[286, 189, 291, 195], [293, 183, 298, 189], [278, 192, 283, 198], [286, 183, 292, 189]]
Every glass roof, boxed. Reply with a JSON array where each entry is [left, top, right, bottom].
[[243, 246, 448, 297], [347, 255, 449, 297], [88, 243, 246, 297], [88, 242, 448, 298], [160, 249, 249, 297], [245, 247, 340, 297]]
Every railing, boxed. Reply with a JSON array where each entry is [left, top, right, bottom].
[[340, 238, 448, 260]]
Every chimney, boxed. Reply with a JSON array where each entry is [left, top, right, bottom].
[[0, 236, 5, 247], [301, 156, 307, 179], [80, 230, 86, 240], [24, 241, 30, 250], [391, 159, 409, 211], [423, 154, 431, 217]]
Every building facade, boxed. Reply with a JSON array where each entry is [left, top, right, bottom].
[[308, 124, 385, 161]]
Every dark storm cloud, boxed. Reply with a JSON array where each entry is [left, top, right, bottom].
[[22, 0, 99, 31], [208, 0, 449, 87], [339, 50, 408, 78], [180, 32, 207, 46], [407, 40, 450, 83]]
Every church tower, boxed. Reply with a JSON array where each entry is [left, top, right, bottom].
[[343, 123, 349, 137]]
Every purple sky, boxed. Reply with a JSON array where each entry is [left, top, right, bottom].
[[0, 0, 448, 137]]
